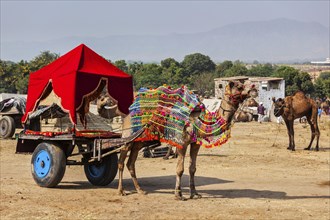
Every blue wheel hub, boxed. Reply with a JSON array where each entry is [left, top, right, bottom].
[[88, 163, 105, 178], [34, 150, 51, 178]]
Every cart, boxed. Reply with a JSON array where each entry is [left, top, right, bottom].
[[15, 44, 136, 188], [16, 126, 144, 187]]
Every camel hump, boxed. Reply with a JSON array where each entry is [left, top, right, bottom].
[[293, 91, 307, 99]]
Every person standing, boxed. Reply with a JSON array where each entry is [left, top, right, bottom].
[[257, 102, 265, 123], [317, 107, 322, 120]]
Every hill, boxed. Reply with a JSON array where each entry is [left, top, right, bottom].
[[1, 18, 329, 63]]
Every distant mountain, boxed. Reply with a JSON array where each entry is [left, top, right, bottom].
[[1, 18, 329, 63]]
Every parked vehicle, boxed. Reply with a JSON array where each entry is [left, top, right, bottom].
[[0, 97, 26, 138]]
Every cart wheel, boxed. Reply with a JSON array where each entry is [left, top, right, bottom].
[[31, 142, 66, 188], [0, 116, 15, 139], [143, 149, 152, 158], [84, 154, 118, 186]]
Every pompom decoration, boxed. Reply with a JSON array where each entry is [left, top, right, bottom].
[[129, 86, 231, 148]]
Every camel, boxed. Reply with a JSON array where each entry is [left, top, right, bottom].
[[234, 97, 258, 122], [96, 94, 125, 122], [164, 96, 258, 158], [118, 81, 256, 200], [272, 91, 320, 151], [234, 111, 253, 122]]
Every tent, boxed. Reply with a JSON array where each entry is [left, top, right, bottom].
[[21, 44, 133, 127]]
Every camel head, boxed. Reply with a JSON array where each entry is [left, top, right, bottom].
[[97, 94, 117, 111], [225, 81, 257, 107], [96, 94, 121, 119], [272, 97, 285, 117], [218, 81, 257, 122]]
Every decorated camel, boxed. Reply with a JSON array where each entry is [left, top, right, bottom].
[[118, 81, 256, 200], [163, 96, 259, 159], [272, 91, 320, 151]]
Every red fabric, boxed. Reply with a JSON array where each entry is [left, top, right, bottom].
[[22, 44, 133, 125]]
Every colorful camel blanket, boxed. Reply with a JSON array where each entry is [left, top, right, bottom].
[[129, 86, 231, 148]]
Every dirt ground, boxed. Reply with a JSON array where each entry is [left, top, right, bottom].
[[1, 117, 329, 220]]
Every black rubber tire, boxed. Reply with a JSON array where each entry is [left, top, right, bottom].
[[0, 116, 15, 139], [84, 154, 118, 186], [31, 142, 66, 188], [143, 149, 152, 158]]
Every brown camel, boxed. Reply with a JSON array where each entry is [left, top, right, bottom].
[[234, 111, 253, 122], [234, 97, 258, 122], [272, 91, 320, 151], [96, 94, 125, 122], [118, 81, 256, 200]]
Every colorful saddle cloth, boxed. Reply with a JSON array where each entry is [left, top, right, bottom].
[[129, 86, 231, 148]]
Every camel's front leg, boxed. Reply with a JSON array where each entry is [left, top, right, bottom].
[[118, 144, 130, 196], [175, 146, 188, 200], [284, 120, 292, 150], [189, 143, 201, 199], [315, 123, 320, 151], [289, 121, 295, 151], [126, 143, 146, 195]]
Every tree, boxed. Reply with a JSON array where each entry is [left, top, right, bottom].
[[14, 60, 31, 94], [272, 66, 297, 86], [215, 60, 233, 77], [273, 66, 314, 96], [161, 58, 179, 69], [29, 51, 59, 72], [295, 72, 314, 95], [247, 63, 275, 77], [314, 71, 330, 98], [114, 60, 128, 73], [134, 63, 164, 90], [181, 53, 216, 76], [0, 60, 17, 93], [189, 72, 215, 97], [127, 62, 144, 89], [223, 60, 248, 77]]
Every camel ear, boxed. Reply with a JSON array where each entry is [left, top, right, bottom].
[[272, 97, 276, 103]]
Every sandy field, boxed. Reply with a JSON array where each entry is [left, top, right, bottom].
[[1, 117, 329, 219]]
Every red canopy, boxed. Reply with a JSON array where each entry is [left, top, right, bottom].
[[22, 44, 133, 126]]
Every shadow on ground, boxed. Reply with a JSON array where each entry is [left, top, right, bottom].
[[59, 175, 329, 200]]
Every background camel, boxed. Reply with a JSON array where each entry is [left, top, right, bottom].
[[118, 81, 256, 200], [272, 91, 320, 151], [234, 97, 258, 122], [96, 94, 125, 123]]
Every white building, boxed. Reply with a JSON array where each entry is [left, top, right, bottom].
[[311, 58, 330, 66]]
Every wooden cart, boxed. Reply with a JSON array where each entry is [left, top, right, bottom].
[[15, 44, 136, 188], [16, 127, 144, 187]]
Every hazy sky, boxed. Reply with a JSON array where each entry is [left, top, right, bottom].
[[1, 0, 329, 43]]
